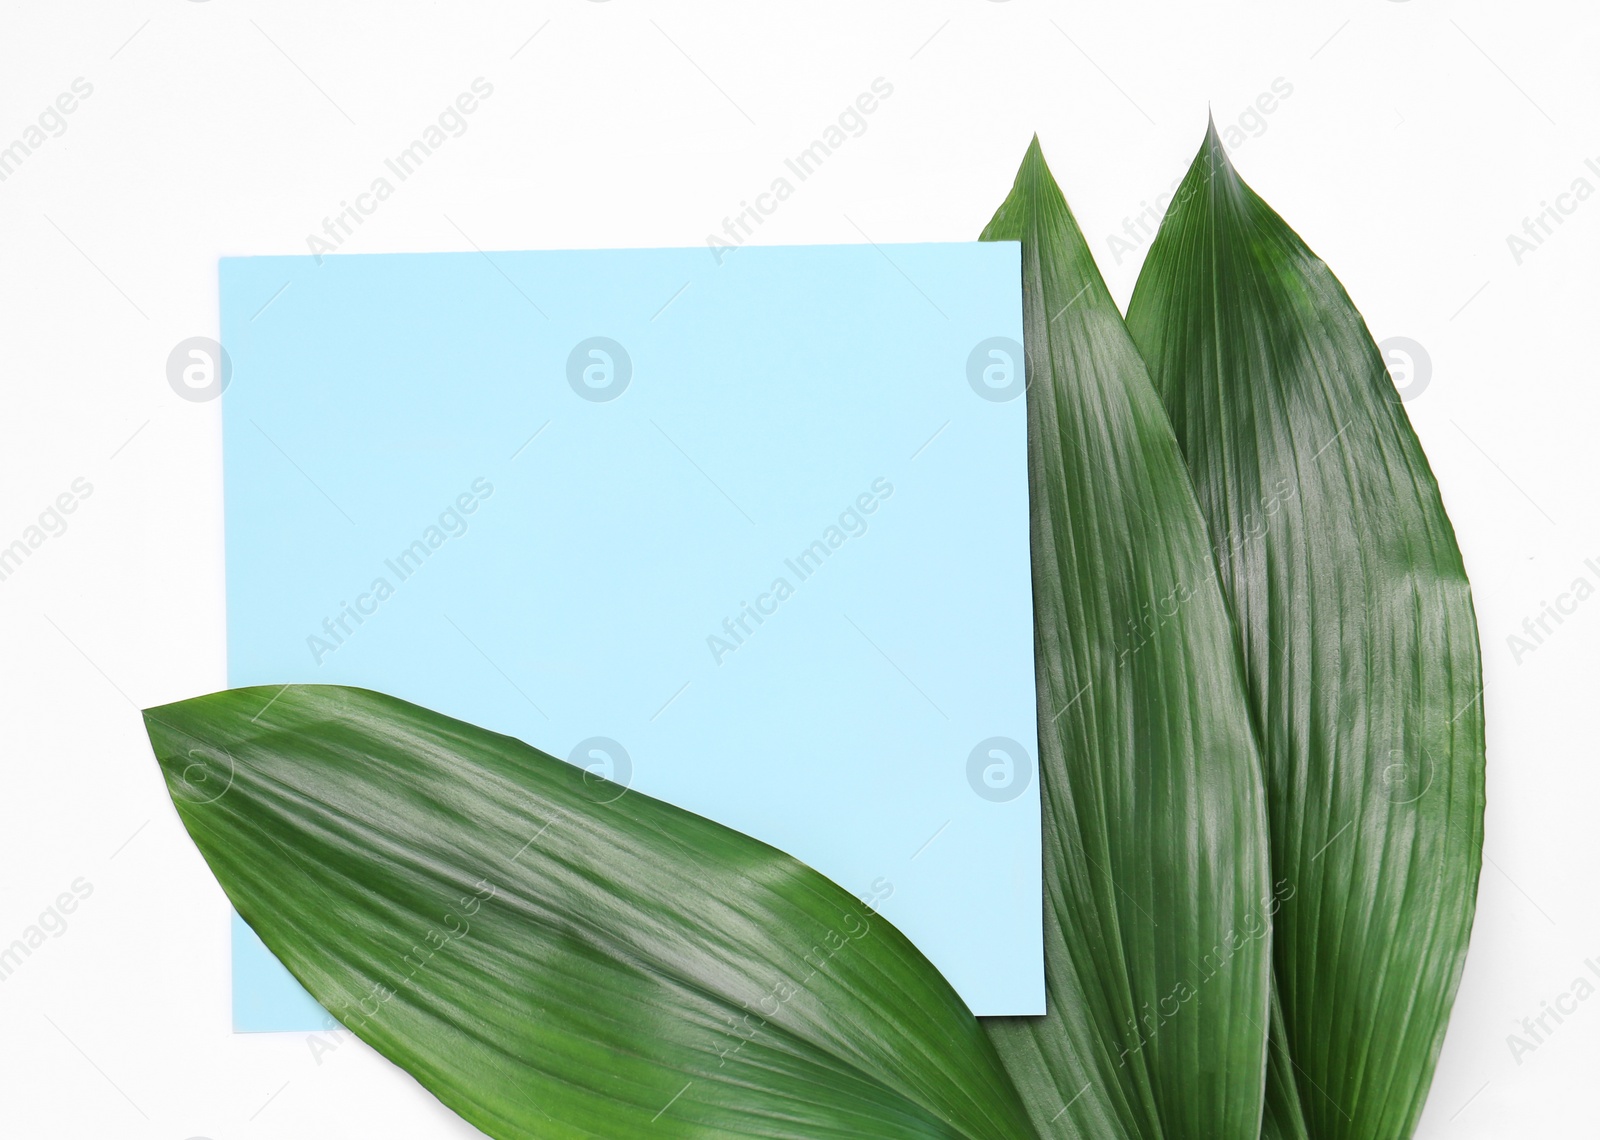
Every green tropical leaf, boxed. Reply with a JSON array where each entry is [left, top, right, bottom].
[[1125, 123, 1486, 1139], [144, 684, 1040, 1140], [976, 138, 1275, 1140]]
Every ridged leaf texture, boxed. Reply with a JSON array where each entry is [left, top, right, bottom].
[[144, 685, 1041, 1140], [1125, 124, 1486, 1139], [977, 138, 1275, 1140]]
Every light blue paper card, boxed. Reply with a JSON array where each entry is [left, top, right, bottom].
[[219, 241, 1041, 1027]]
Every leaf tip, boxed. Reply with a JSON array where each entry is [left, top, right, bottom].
[[1169, 111, 1243, 213], [1200, 113, 1230, 164], [140, 690, 261, 811], [1018, 133, 1052, 185]]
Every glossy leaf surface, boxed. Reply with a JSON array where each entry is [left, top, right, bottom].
[[145, 685, 1040, 1140], [1126, 125, 1486, 1139]]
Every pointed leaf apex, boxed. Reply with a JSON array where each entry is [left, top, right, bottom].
[[1201, 114, 1227, 159], [981, 136, 1072, 245], [1185, 114, 1242, 205], [1019, 134, 1051, 179]]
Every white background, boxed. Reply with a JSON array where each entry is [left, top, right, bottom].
[[0, 1, 1594, 1136]]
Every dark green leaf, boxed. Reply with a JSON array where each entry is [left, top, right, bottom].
[[978, 138, 1274, 1140], [1125, 123, 1486, 1139], [145, 685, 1039, 1140]]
